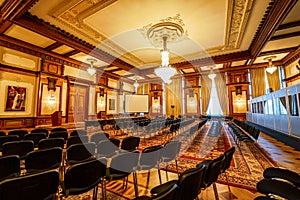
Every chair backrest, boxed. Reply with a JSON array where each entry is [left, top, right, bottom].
[[8, 129, 28, 139], [25, 147, 63, 173], [139, 145, 163, 170], [90, 132, 109, 144], [0, 135, 20, 151], [199, 154, 225, 188], [151, 184, 178, 200], [0, 131, 6, 136], [263, 167, 300, 188], [49, 131, 68, 142], [66, 136, 89, 148], [2, 140, 34, 159], [0, 169, 59, 200], [30, 128, 49, 137], [161, 140, 182, 162], [23, 133, 47, 147], [51, 127, 67, 133], [121, 136, 140, 151], [66, 143, 96, 165], [176, 165, 206, 200], [221, 146, 235, 173], [109, 137, 121, 147], [63, 158, 107, 196], [109, 150, 140, 174], [0, 155, 20, 181], [97, 140, 119, 158], [70, 129, 87, 136], [256, 179, 300, 200], [38, 138, 65, 150]]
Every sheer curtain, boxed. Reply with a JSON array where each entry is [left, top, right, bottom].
[[215, 73, 228, 115], [250, 68, 266, 98], [165, 78, 182, 117], [201, 75, 211, 116], [266, 70, 280, 92]]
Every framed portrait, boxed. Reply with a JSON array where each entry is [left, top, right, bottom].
[[5, 86, 26, 111]]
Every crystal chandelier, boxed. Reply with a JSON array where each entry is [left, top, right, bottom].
[[87, 58, 97, 75], [154, 36, 177, 83], [264, 56, 277, 74]]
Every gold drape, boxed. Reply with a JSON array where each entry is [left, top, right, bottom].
[[137, 83, 150, 94], [201, 75, 211, 115], [250, 68, 266, 98], [215, 73, 228, 115], [166, 78, 182, 117], [266, 69, 280, 92]]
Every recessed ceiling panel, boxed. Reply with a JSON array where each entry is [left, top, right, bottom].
[[200, 64, 223, 71], [52, 45, 74, 54], [231, 60, 247, 67], [70, 53, 109, 67], [113, 70, 133, 76], [253, 53, 289, 64], [262, 36, 300, 52], [5, 25, 55, 48], [181, 68, 195, 73]]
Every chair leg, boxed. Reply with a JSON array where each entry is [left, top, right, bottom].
[[146, 171, 151, 188], [158, 166, 162, 184], [101, 178, 107, 200], [224, 171, 231, 193], [92, 185, 98, 200], [165, 165, 169, 181], [133, 172, 139, 198], [212, 182, 220, 200], [175, 159, 179, 178]]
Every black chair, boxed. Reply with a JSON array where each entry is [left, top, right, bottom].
[[38, 138, 65, 150], [197, 154, 225, 200], [133, 184, 178, 200], [263, 167, 300, 187], [256, 179, 300, 200], [0, 135, 20, 151], [25, 147, 63, 173], [138, 145, 163, 186], [8, 129, 28, 139], [96, 140, 120, 158], [2, 140, 34, 160], [51, 127, 67, 133], [0, 155, 20, 181], [0, 131, 6, 136], [0, 169, 59, 200], [65, 143, 96, 165], [31, 128, 49, 137], [106, 150, 140, 197], [61, 158, 107, 200], [160, 140, 182, 181], [70, 129, 87, 136], [66, 135, 89, 148], [220, 147, 235, 192], [150, 165, 206, 200], [110, 137, 121, 147], [121, 136, 140, 152], [48, 131, 68, 142], [90, 132, 109, 145], [23, 133, 47, 147]]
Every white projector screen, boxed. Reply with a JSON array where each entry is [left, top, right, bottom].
[[125, 94, 149, 113]]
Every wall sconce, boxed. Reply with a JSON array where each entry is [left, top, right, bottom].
[[235, 86, 242, 96], [48, 93, 56, 104], [100, 88, 105, 97], [154, 92, 158, 100], [47, 77, 57, 92]]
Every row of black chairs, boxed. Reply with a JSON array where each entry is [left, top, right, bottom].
[[255, 167, 300, 200], [233, 119, 260, 140], [134, 146, 236, 200], [228, 120, 260, 145]]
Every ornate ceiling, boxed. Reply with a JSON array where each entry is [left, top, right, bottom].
[[0, 0, 299, 82]]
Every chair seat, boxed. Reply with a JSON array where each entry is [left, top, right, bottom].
[[150, 180, 177, 195]]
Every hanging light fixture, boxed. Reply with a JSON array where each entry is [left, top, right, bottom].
[[264, 56, 277, 74], [133, 77, 139, 92], [154, 36, 177, 83], [208, 66, 216, 80], [87, 58, 97, 75]]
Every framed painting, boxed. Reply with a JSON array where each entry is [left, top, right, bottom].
[[5, 86, 26, 111]]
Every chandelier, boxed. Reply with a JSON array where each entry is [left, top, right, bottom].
[[154, 36, 177, 84], [264, 56, 277, 74], [87, 58, 97, 75], [146, 19, 185, 84]]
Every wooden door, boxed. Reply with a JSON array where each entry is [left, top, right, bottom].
[[68, 84, 88, 122]]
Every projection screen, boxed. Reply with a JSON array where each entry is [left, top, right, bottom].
[[125, 94, 149, 113]]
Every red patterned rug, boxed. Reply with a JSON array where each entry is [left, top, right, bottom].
[[147, 123, 278, 191]]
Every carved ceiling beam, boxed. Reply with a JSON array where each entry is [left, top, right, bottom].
[[44, 42, 63, 51], [0, 20, 12, 34], [0, 0, 37, 22], [259, 47, 298, 57], [0, 34, 124, 81], [277, 20, 300, 30], [282, 45, 300, 66], [249, 0, 298, 60], [270, 31, 300, 41], [13, 14, 140, 74], [62, 49, 81, 57]]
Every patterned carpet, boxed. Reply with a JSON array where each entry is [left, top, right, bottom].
[[157, 122, 278, 190]]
